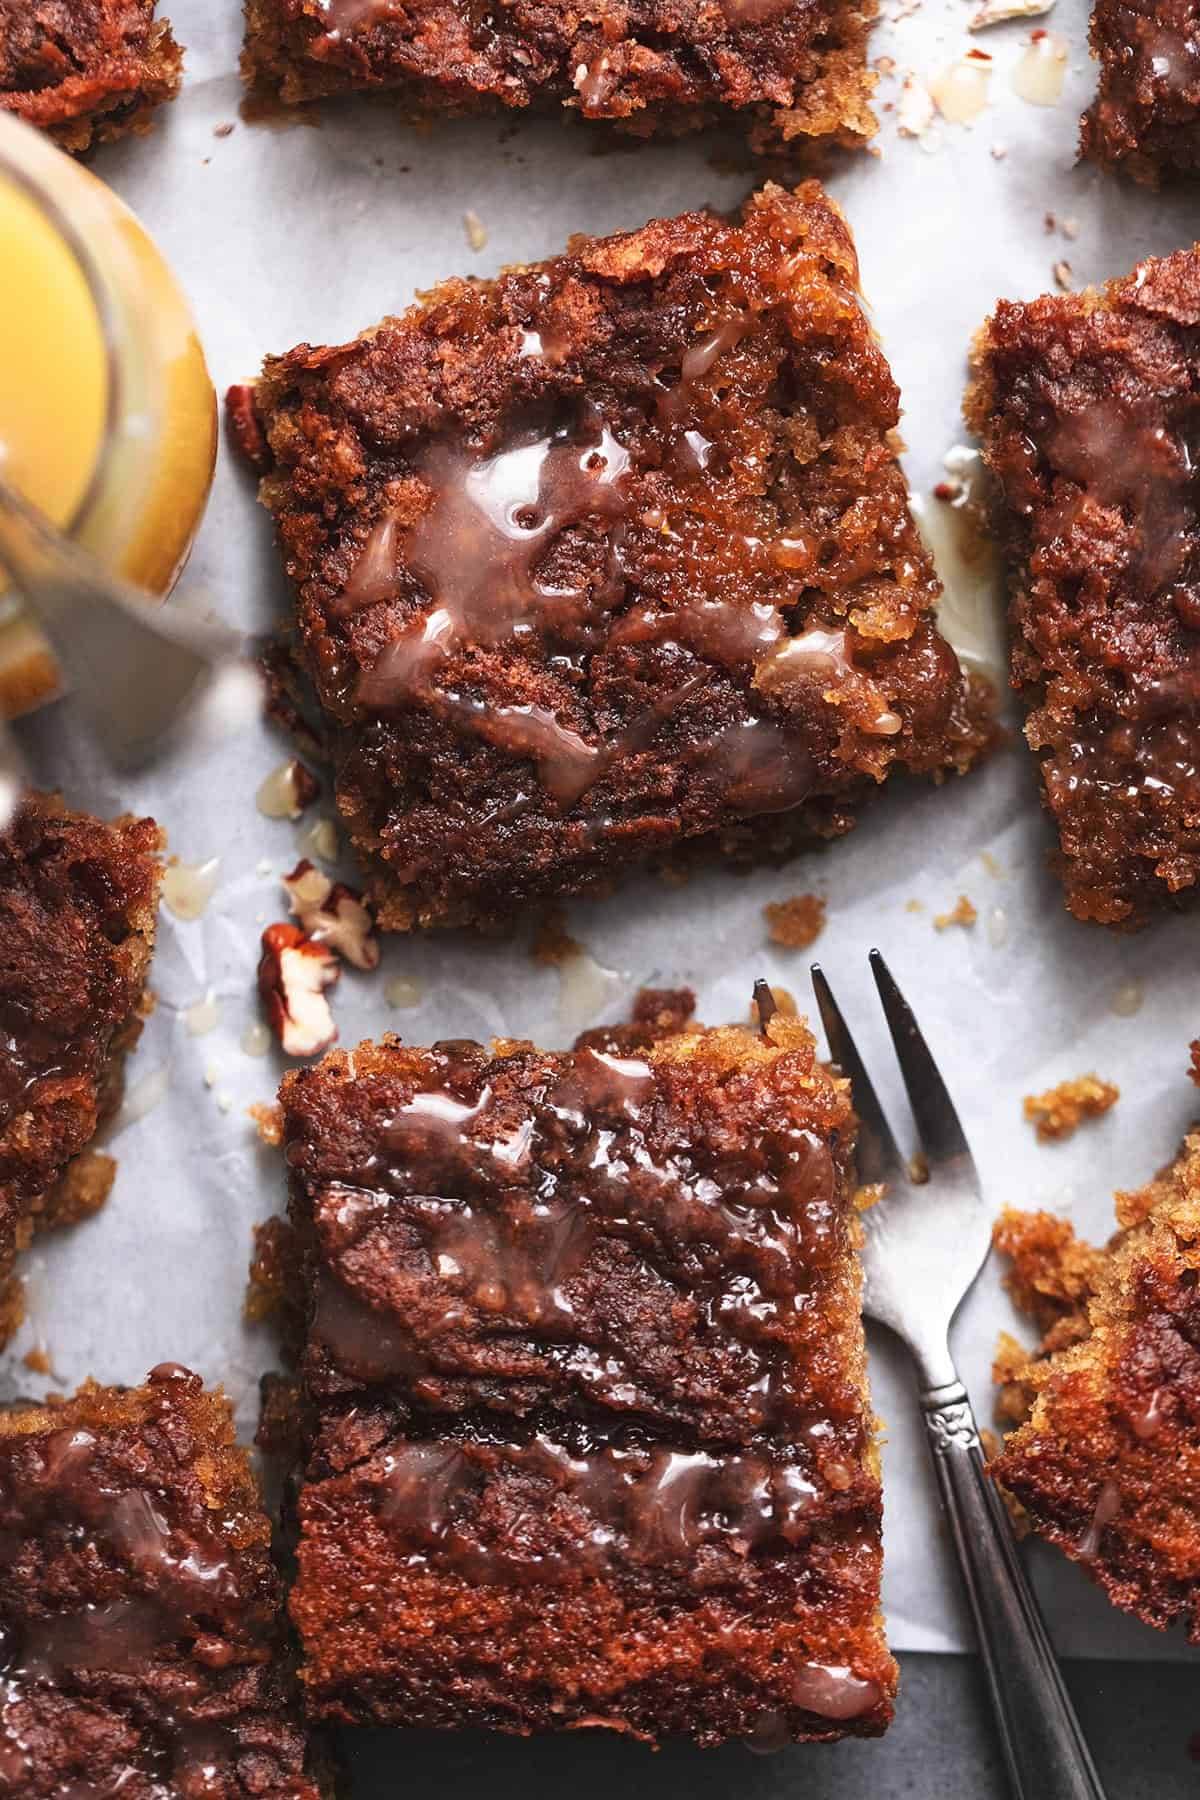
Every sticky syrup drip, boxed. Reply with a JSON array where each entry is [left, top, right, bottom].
[[1076, 1479, 1121, 1560], [319, 0, 396, 34]]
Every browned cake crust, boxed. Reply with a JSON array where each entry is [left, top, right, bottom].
[[241, 0, 876, 153], [1081, 1, 1200, 185], [0, 793, 162, 1333], [247, 183, 988, 933], [0, 1, 183, 153], [991, 1137, 1200, 1640], [966, 249, 1200, 927], [279, 1003, 895, 1743], [0, 1365, 323, 1797]]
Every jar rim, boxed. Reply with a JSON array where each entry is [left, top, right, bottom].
[[0, 112, 124, 543]]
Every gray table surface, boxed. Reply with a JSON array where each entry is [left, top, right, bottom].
[[344, 1654, 1197, 1797]]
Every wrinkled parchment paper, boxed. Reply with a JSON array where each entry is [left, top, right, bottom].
[[13, 0, 1200, 1665]]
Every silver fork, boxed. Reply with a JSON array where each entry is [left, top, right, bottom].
[[810, 950, 1106, 1800]]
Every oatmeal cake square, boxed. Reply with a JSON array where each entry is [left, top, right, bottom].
[[279, 996, 895, 1743], [0, 2, 183, 153], [1082, 1, 1200, 184], [992, 1132, 1200, 1640], [967, 248, 1200, 926], [0, 1365, 323, 1797], [245, 183, 987, 933], [0, 793, 161, 1339], [241, 0, 876, 154]]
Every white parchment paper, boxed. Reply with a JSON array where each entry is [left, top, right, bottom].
[[12, 0, 1200, 1666]]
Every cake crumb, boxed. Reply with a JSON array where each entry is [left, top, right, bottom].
[[463, 210, 488, 252], [531, 906, 582, 966], [246, 1216, 300, 1327], [1023, 1076, 1119, 1143], [905, 898, 924, 913], [249, 1101, 284, 1147], [934, 894, 978, 930], [764, 893, 826, 949], [1052, 259, 1074, 291], [22, 1345, 52, 1376]]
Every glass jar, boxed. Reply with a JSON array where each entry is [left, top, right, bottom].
[[0, 113, 217, 715]]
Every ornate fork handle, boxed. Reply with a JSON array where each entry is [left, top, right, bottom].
[[920, 1380, 1107, 1800]]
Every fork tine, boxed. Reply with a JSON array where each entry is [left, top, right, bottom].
[[810, 964, 905, 1190], [752, 979, 777, 1032], [868, 949, 973, 1170]]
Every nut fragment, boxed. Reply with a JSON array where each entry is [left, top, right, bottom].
[[282, 859, 380, 971], [969, 0, 1054, 25], [258, 922, 340, 1057], [225, 383, 269, 472], [898, 73, 936, 138], [256, 759, 319, 821]]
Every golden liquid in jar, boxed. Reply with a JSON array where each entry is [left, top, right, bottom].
[[0, 124, 217, 715], [0, 172, 110, 531]]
